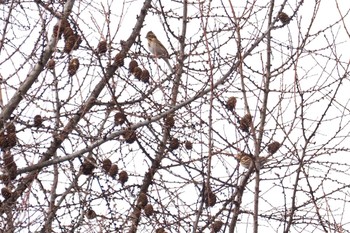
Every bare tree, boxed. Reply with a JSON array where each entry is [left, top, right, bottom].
[[0, 0, 350, 232]]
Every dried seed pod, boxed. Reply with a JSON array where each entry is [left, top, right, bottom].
[[114, 53, 124, 67], [268, 141, 281, 154], [1, 187, 11, 199], [85, 209, 97, 219], [47, 59, 56, 70], [63, 26, 74, 41], [185, 141, 193, 150], [239, 114, 252, 132], [205, 188, 217, 207], [7, 132, 16, 148], [144, 204, 154, 217], [97, 40, 107, 54], [68, 58, 79, 76], [81, 156, 96, 175], [140, 70, 150, 83], [53, 19, 69, 39], [164, 114, 175, 128], [156, 228, 166, 233], [133, 67, 142, 80], [123, 129, 137, 144], [64, 35, 75, 53], [137, 192, 148, 208], [108, 164, 118, 178], [118, 170, 128, 185], [34, 115, 43, 127], [211, 220, 224, 232], [114, 112, 126, 126], [52, 24, 61, 39], [278, 12, 290, 25], [169, 138, 179, 151], [226, 96, 237, 111], [128, 60, 138, 73], [102, 159, 112, 173]]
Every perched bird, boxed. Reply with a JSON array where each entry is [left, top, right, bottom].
[[278, 12, 290, 25], [146, 31, 173, 72], [234, 153, 268, 169]]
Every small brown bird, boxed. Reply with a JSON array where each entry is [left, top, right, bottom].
[[146, 31, 173, 72], [278, 12, 290, 25], [234, 153, 268, 169]]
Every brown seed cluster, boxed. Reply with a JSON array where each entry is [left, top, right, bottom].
[[101, 159, 112, 173], [114, 53, 125, 67], [278, 12, 290, 25], [81, 156, 96, 175], [144, 204, 154, 217], [68, 58, 79, 76], [52, 19, 82, 54], [97, 40, 107, 54], [47, 59, 56, 70], [123, 128, 137, 144], [204, 187, 217, 207], [114, 112, 126, 126], [0, 121, 17, 150], [226, 96, 237, 111], [118, 170, 128, 185], [164, 114, 175, 129], [239, 113, 252, 132], [268, 141, 281, 154], [128, 60, 150, 83], [34, 115, 43, 127], [169, 138, 179, 151], [85, 209, 97, 219], [137, 192, 148, 208], [185, 141, 193, 150], [129, 60, 138, 73], [108, 164, 119, 178], [211, 220, 224, 232], [1, 187, 11, 199]]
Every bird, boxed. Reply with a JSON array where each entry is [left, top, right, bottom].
[[146, 31, 173, 72], [278, 12, 290, 25], [234, 153, 268, 169]]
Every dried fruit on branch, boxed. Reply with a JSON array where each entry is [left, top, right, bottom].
[[239, 113, 252, 132], [34, 115, 43, 127], [226, 96, 237, 111], [102, 159, 112, 173], [114, 53, 124, 67], [118, 170, 128, 185], [114, 112, 126, 126], [141, 70, 150, 83], [144, 204, 154, 217], [133, 67, 142, 80], [137, 192, 148, 208], [278, 12, 290, 25], [267, 141, 281, 154], [128, 60, 138, 73], [97, 40, 107, 54], [123, 129, 137, 144], [169, 138, 179, 151], [211, 220, 224, 232], [108, 164, 119, 178], [185, 141, 193, 150], [68, 58, 79, 76]]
